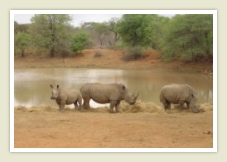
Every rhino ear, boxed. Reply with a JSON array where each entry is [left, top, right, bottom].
[[50, 84, 53, 89], [57, 85, 59, 89], [122, 85, 125, 90]]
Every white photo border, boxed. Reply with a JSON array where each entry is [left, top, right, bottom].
[[10, 9, 217, 152]]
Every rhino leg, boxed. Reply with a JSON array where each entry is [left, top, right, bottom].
[[109, 104, 114, 113], [109, 101, 118, 113], [115, 101, 121, 113], [59, 101, 65, 112], [162, 101, 170, 110], [73, 97, 82, 110], [74, 102, 79, 110], [77, 97, 82, 110], [160, 96, 171, 110], [83, 97, 90, 109], [178, 100, 186, 110]]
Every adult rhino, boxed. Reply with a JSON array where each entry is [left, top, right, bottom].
[[80, 83, 139, 113], [50, 84, 82, 112], [159, 84, 199, 113]]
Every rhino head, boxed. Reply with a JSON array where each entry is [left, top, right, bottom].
[[50, 84, 59, 100], [123, 88, 139, 105], [189, 95, 200, 113]]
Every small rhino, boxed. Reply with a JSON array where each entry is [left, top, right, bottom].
[[159, 84, 199, 113], [50, 84, 82, 112]]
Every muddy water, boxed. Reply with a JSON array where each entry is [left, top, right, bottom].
[[14, 68, 213, 108]]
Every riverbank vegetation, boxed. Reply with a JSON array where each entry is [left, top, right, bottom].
[[14, 14, 213, 62]]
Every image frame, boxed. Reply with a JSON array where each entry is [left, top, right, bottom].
[[10, 9, 217, 152]]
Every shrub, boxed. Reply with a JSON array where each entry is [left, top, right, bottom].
[[71, 32, 91, 54]]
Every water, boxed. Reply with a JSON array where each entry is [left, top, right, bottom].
[[14, 68, 213, 108]]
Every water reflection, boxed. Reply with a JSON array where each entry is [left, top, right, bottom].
[[14, 68, 213, 108]]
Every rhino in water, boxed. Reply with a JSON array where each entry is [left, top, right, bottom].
[[159, 84, 199, 113], [50, 84, 82, 112], [80, 83, 139, 113]]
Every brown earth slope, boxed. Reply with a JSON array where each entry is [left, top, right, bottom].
[[14, 49, 213, 74]]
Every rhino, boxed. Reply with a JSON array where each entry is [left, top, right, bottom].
[[80, 83, 139, 113], [50, 84, 82, 112], [159, 84, 199, 113]]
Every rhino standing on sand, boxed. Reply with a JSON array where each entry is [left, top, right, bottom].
[[159, 84, 199, 113], [80, 83, 139, 113], [50, 84, 82, 112]]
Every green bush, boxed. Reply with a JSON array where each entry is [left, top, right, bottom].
[[71, 32, 91, 54], [160, 14, 213, 61], [14, 31, 31, 57]]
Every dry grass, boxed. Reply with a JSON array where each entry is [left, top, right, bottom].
[[120, 100, 165, 113], [199, 102, 213, 112], [14, 101, 213, 114]]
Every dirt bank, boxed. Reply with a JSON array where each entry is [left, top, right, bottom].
[[14, 49, 213, 74]]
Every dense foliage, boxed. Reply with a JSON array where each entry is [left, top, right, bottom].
[[160, 14, 213, 61], [14, 31, 31, 57], [117, 14, 153, 47], [71, 31, 91, 54], [116, 14, 169, 59], [14, 14, 213, 61], [29, 14, 72, 57]]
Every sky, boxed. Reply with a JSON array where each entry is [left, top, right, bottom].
[[14, 14, 174, 27], [14, 14, 123, 27]]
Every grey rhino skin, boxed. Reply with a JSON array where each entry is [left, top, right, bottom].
[[159, 84, 199, 113], [50, 84, 82, 112], [80, 83, 138, 113]]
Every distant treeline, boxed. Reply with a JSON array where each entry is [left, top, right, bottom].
[[14, 14, 213, 61]]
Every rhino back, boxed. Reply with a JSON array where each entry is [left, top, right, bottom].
[[161, 84, 194, 103], [58, 88, 81, 104], [80, 83, 123, 103]]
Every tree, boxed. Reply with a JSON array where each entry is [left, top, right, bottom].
[[148, 16, 170, 50], [14, 21, 29, 34], [30, 14, 72, 57], [71, 31, 91, 54], [107, 18, 120, 49], [117, 14, 152, 47], [160, 14, 213, 61], [81, 21, 120, 49], [116, 14, 166, 60], [14, 31, 31, 57], [93, 23, 110, 48]]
